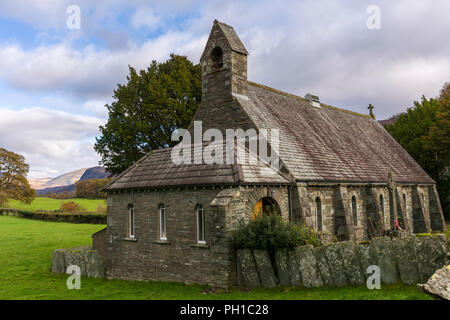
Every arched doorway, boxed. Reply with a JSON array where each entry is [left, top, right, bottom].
[[252, 197, 281, 220]]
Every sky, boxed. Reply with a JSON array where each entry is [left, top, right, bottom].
[[0, 0, 449, 178]]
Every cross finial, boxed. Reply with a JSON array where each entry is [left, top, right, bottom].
[[368, 104, 375, 119]]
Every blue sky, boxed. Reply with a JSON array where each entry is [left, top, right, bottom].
[[0, 0, 449, 178]]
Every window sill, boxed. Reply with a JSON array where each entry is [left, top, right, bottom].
[[152, 240, 171, 245], [122, 237, 137, 242], [190, 243, 209, 249]]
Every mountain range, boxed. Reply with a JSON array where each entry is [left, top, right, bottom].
[[29, 166, 109, 195]]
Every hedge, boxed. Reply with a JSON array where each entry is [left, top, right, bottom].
[[0, 209, 106, 224]]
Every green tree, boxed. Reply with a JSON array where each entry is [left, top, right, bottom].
[[385, 82, 450, 218], [0, 148, 36, 207], [95, 54, 202, 175]]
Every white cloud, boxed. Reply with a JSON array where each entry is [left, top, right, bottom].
[[131, 6, 161, 30], [0, 0, 449, 178], [0, 107, 104, 178], [0, 31, 205, 100]]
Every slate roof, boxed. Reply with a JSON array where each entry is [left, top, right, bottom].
[[106, 140, 290, 190], [234, 82, 434, 184], [214, 20, 248, 55]]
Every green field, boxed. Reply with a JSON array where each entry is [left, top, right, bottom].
[[5, 197, 106, 212], [0, 216, 434, 300]]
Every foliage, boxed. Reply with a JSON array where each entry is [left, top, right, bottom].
[[59, 201, 86, 212], [40, 191, 73, 199], [4, 197, 106, 212], [1, 210, 106, 224], [94, 54, 202, 175], [0, 216, 432, 300], [96, 204, 107, 214], [230, 214, 322, 252], [75, 178, 110, 199], [385, 82, 450, 218], [0, 148, 35, 206]]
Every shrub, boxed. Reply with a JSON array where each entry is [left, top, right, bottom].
[[96, 204, 107, 214], [75, 178, 110, 199], [59, 201, 86, 212], [230, 214, 322, 253]]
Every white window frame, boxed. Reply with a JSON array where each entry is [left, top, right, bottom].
[[128, 204, 135, 239], [159, 204, 167, 241], [196, 205, 206, 244]]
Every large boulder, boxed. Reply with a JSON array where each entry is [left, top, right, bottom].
[[295, 245, 323, 288], [274, 249, 291, 287], [355, 242, 377, 280], [416, 236, 447, 283], [323, 243, 348, 286], [253, 250, 277, 288], [287, 250, 302, 286], [314, 247, 334, 286], [236, 249, 261, 288], [86, 250, 106, 279], [417, 265, 450, 300], [51, 249, 67, 274], [371, 237, 399, 284], [338, 241, 365, 285], [391, 238, 419, 285]]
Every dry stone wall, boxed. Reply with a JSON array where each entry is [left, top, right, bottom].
[[51, 246, 105, 279], [236, 235, 448, 289]]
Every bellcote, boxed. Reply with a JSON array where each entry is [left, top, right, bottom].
[[200, 20, 248, 102]]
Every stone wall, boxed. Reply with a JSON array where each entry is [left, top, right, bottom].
[[100, 182, 444, 287], [51, 246, 105, 279], [106, 188, 233, 287], [236, 235, 448, 289], [92, 227, 107, 262]]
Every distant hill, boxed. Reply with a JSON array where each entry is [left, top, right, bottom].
[[32, 166, 109, 196], [79, 167, 108, 181], [28, 177, 52, 190], [36, 184, 76, 196], [44, 168, 88, 188]]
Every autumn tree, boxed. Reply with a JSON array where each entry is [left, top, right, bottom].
[[0, 148, 36, 207], [94, 54, 202, 175], [75, 178, 111, 199], [385, 82, 450, 218]]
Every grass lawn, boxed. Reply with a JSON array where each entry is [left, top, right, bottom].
[[5, 197, 106, 212], [0, 216, 434, 300]]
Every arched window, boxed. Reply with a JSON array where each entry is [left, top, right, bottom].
[[196, 204, 206, 244], [352, 196, 357, 226], [211, 47, 223, 70], [315, 197, 322, 231], [403, 193, 407, 208], [159, 204, 167, 241], [379, 194, 384, 215], [128, 204, 135, 238]]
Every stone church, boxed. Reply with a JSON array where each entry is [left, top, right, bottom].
[[97, 20, 446, 287]]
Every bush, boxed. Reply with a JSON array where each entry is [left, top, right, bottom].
[[230, 214, 322, 253], [59, 201, 86, 212], [96, 204, 107, 214], [75, 178, 110, 199]]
